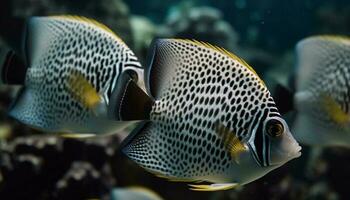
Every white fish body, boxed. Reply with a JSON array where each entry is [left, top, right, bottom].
[[293, 36, 350, 147], [5, 16, 144, 135], [114, 39, 301, 191]]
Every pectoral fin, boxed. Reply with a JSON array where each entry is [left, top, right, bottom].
[[188, 183, 238, 191], [320, 93, 350, 126], [67, 69, 104, 114], [215, 122, 248, 164]]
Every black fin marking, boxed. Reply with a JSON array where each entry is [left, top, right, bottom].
[[119, 121, 150, 152], [145, 38, 160, 99], [108, 70, 153, 121], [1, 50, 27, 85], [272, 83, 294, 115], [145, 38, 177, 99]]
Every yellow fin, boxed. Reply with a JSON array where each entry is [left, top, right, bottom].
[[309, 35, 350, 43], [320, 93, 350, 126], [188, 183, 238, 191], [215, 122, 248, 164], [60, 133, 96, 139], [173, 39, 265, 86], [49, 15, 125, 45], [67, 69, 101, 110]]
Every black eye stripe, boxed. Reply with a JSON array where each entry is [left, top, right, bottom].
[[264, 132, 270, 166], [254, 109, 269, 166], [248, 143, 262, 166]]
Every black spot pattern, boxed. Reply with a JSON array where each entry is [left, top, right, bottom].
[[10, 16, 142, 133], [124, 39, 278, 181]]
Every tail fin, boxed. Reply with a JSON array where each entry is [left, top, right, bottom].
[[1, 50, 27, 85]]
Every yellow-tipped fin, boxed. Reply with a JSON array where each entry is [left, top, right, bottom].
[[215, 122, 248, 164], [320, 93, 350, 126], [60, 133, 96, 139], [49, 15, 126, 45], [188, 183, 238, 191], [67, 69, 102, 112], [309, 35, 350, 43]]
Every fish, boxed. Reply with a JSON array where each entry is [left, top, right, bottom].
[[110, 187, 163, 200], [0, 15, 144, 135], [291, 35, 350, 147], [111, 39, 301, 191]]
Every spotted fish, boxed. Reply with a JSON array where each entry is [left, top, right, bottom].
[[112, 39, 301, 191], [0, 16, 144, 135], [293, 35, 350, 147]]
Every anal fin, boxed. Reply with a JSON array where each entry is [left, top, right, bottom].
[[188, 183, 238, 191], [60, 133, 96, 139]]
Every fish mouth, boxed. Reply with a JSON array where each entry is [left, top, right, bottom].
[[268, 144, 302, 167], [287, 145, 302, 160]]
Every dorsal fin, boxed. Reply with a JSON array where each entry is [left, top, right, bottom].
[[146, 39, 264, 99], [108, 71, 153, 121], [48, 15, 126, 45], [177, 39, 259, 78]]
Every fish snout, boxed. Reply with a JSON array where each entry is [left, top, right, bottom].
[[269, 133, 302, 166]]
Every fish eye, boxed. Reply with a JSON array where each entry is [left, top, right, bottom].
[[265, 119, 284, 138]]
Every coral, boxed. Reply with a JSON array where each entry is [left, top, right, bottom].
[[0, 135, 120, 199], [158, 6, 239, 52], [130, 15, 157, 63]]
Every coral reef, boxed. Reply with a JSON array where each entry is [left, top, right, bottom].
[[0, 135, 120, 199]]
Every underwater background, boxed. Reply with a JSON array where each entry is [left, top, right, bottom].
[[0, 0, 349, 199]]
